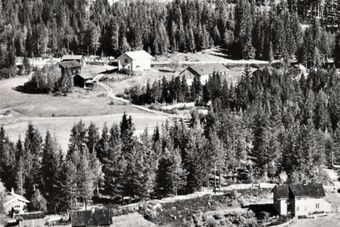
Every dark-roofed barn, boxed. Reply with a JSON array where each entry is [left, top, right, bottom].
[[178, 63, 228, 85], [73, 73, 94, 88], [273, 183, 331, 217], [71, 208, 112, 227]]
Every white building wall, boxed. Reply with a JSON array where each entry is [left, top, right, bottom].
[[4, 200, 26, 215], [294, 198, 331, 216], [118, 54, 151, 73], [280, 200, 288, 216]]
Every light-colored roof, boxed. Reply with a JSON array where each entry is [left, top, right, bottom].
[[59, 61, 81, 68], [180, 63, 228, 77], [119, 50, 153, 60], [4, 191, 30, 205], [62, 55, 84, 61]]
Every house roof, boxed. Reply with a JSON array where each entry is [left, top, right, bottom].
[[273, 184, 290, 198], [290, 183, 325, 198], [274, 183, 325, 199], [14, 212, 45, 220], [71, 208, 112, 227], [74, 72, 94, 80], [62, 55, 84, 61], [119, 50, 153, 60], [59, 61, 81, 69], [181, 63, 228, 77], [4, 191, 30, 205]]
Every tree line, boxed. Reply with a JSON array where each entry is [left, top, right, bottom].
[[0, 0, 339, 79]]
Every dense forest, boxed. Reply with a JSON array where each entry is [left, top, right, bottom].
[[0, 0, 339, 78]]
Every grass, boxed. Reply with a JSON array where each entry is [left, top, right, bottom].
[[0, 76, 142, 117], [0, 74, 168, 152]]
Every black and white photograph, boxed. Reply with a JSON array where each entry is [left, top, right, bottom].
[[0, 0, 339, 226]]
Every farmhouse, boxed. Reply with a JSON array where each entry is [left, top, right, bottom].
[[71, 208, 112, 227], [3, 188, 30, 215], [178, 63, 228, 85], [118, 50, 153, 74], [272, 183, 331, 217], [62, 55, 85, 65], [14, 211, 45, 227]]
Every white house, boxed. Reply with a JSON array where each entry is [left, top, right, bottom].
[[273, 183, 331, 217], [117, 50, 153, 74], [178, 63, 228, 86], [3, 189, 30, 215]]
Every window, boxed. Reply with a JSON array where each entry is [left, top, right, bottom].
[[125, 59, 128, 63], [316, 203, 320, 209]]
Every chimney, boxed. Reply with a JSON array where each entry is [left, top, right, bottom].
[[11, 188, 14, 195]]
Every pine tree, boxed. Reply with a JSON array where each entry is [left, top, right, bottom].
[[96, 123, 109, 163], [87, 122, 99, 154], [120, 113, 135, 156], [40, 131, 60, 212], [31, 189, 47, 212]]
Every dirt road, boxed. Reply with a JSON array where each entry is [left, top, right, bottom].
[[97, 80, 181, 118]]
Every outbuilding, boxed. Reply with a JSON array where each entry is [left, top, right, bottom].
[[118, 50, 153, 74], [73, 73, 94, 88], [59, 61, 82, 77], [272, 183, 331, 217], [178, 63, 228, 85]]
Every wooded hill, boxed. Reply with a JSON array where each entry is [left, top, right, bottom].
[[0, 0, 339, 79]]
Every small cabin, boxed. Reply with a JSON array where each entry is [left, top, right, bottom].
[[178, 63, 228, 85], [71, 208, 112, 227], [273, 183, 331, 217], [73, 73, 94, 88], [118, 50, 152, 74]]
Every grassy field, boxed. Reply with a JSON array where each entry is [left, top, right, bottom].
[[0, 74, 168, 151], [0, 76, 142, 117], [154, 48, 268, 65], [290, 214, 340, 227]]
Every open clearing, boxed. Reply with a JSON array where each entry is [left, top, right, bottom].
[[0, 74, 168, 151], [154, 48, 268, 65], [0, 76, 142, 117]]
